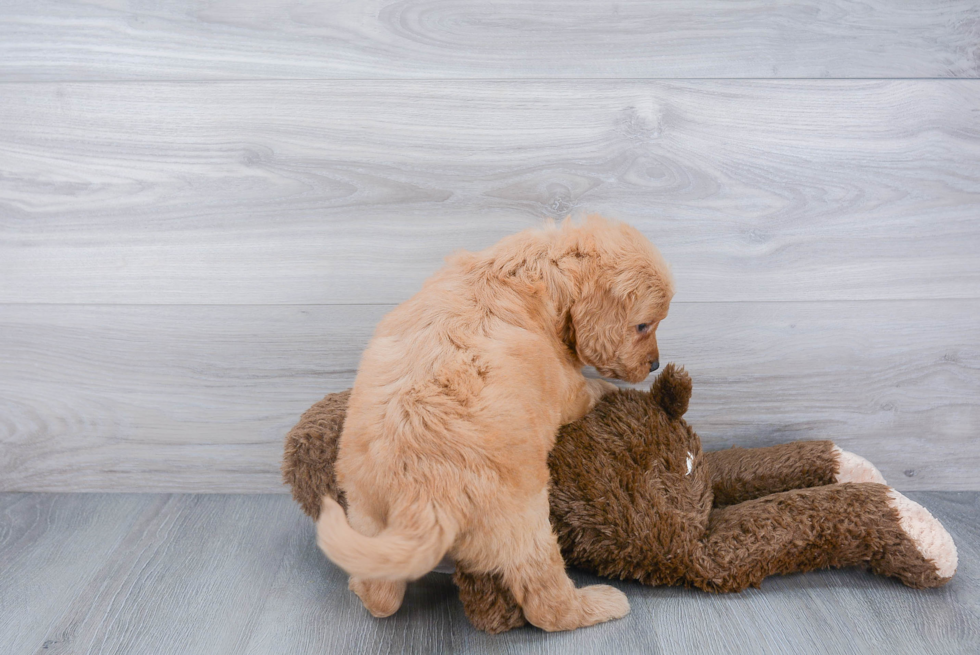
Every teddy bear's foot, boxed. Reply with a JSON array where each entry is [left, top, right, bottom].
[[869, 485, 957, 589], [349, 576, 407, 618], [832, 446, 886, 484], [888, 489, 957, 587]]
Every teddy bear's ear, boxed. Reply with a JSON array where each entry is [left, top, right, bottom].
[[648, 363, 692, 419]]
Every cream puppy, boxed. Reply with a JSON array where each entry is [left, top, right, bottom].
[[317, 216, 673, 631]]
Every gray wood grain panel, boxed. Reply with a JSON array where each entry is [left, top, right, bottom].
[[0, 494, 159, 655], [1, 300, 977, 493], [1, 1, 978, 81], [1, 492, 977, 654], [2, 80, 978, 304]]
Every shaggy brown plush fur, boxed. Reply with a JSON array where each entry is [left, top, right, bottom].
[[282, 389, 351, 518], [284, 365, 956, 634]]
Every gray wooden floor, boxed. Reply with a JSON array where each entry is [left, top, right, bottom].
[[1, 492, 977, 655]]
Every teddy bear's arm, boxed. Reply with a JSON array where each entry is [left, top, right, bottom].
[[705, 440, 838, 507], [453, 567, 527, 633]]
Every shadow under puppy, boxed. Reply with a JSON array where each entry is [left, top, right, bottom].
[[284, 364, 957, 634]]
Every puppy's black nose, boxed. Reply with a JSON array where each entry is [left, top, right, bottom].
[[650, 360, 659, 372]]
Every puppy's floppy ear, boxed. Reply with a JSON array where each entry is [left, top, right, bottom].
[[569, 278, 625, 367], [648, 363, 691, 419]]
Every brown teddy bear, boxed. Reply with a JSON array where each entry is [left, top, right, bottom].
[[283, 364, 957, 633]]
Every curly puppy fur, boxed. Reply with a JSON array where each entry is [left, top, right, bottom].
[[285, 366, 956, 634], [314, 216, 672, 631]]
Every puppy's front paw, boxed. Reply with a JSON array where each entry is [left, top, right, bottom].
[[578, 584, 630, 627], [563, 378, 620, 425], [588, 378, 618, 401]]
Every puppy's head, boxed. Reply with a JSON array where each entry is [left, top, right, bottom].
[[568, 218, 673, 384]]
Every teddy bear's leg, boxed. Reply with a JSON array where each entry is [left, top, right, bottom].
[[705, 440, 883, 507], [688, 483, 957, 592], [452, 566, 527, 633]]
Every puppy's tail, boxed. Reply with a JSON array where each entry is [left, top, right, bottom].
[[316, 496, 456, 581]]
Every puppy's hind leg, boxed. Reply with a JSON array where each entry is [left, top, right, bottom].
[[341, 495, 407, 618], [491, 490, 629, 632], [348, 577, 406, 618]]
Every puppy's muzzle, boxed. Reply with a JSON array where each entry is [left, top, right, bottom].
[[649, 360, 660, 372]]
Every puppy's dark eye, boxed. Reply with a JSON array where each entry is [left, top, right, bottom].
[[636, 323, 649, 334]]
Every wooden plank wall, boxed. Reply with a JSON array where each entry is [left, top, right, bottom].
[[1, 1, 978, 492]]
